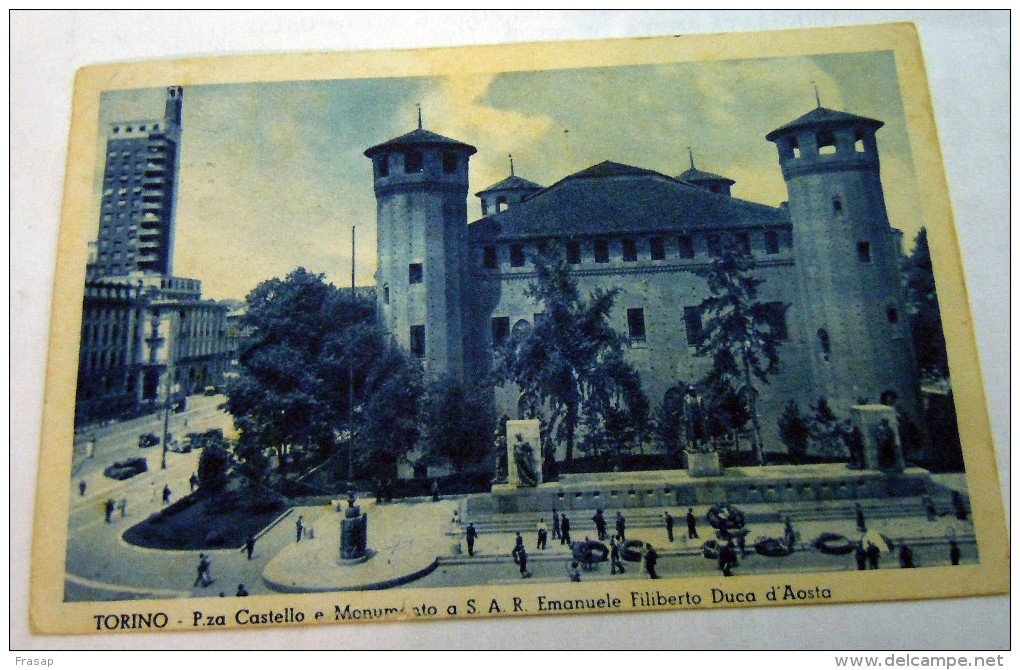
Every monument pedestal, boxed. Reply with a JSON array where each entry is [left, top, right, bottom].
[[337, 498, 370, 565], [684, 450, 722, 477], [851, 404, 905, 473]]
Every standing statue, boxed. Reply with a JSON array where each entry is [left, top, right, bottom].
[[513, 434, 539, 488], [874, 419, 898, 472]]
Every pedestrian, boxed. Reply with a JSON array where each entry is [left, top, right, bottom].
[[898, 542, 914, 569], [855, 502, 867, 533], [536, 519, 548, 550], [560, 515, 571, 545], [118, 498, 127, 517], [949, 540, 961, 566], [865, 541, 881, 570], [296, 515, 304, 543], [518, 546, 530, 579], [551, 508, 560, 541], [104, 498, 115, 523], [568, 561, 581, 582], [664, 511, 674, 542], [243, 534, 255, 560], [686, 508, 699, 539], [236, 584, 248, 597], [615, 512, 626, 541], [194, 553, 212, 587], [854, 543, 867, 570], [431, 479, 440, 502], [465, 522, 478, 557], [78, 480, 86, 497], [644, 543, 660, 579], [190, 473, 199, 492], [591, 508, 607, 541], [719, 541, 737, 577], [952, 491, 968, 520], [610, 537, 626, 575], [784, 516, 797, 549], [512, 532, 524, 563], [162, 485, 171, 505]]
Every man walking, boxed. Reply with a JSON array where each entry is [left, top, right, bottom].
[[560, 515, 571, 545], [615, 512, 626, 542], [194, 553, 212, 587], [644, 543, 660, 579], [296, 515, 304, 543], [243, 534, 256, 560], [665, 511, 674, 542], [591, 509, 607, 541], [465, 523, 478, 557], [865, 541, 881, 569], [118, 498, 127, 517], [78, 480, 86, 497], [898, 542, 914, 569], [686, 507, 699, 539], [162, 485, 172, 505], [536, 519, 548, 550], [104, 499, 115, 523], [610, 537, 626, 575], [517, 545, 530, 579]]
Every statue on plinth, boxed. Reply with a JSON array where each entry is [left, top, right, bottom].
[[513, 435, 539, 488], [339, 491, 368, 562]]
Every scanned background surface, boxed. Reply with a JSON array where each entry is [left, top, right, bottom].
[[11, 10, 1008, 650]]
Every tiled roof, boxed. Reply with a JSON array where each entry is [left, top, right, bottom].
[[469, 160, 788, 242], [676, 166, 734, 185], [475, 174, 543, 196], [766, 107, 883, 140], [364, 128, 477, 157]]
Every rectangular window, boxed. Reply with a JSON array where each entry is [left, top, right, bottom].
[[410, 325, 425, 358], [707, 234, 722, 257], [491, 316, 510, 345], [678, 235, 695, 259], [376, 156, 389, 177], [622, 238, 637, 262], [759, 302, 789, 340], [735, 232, 752, 255], [442, 152, 458, 174], [650, 236, 665, 260], [683, 307, 703, 347], [857, 241, 872, 263], [627, 308, 646, 341], [408, 263, 423, 284], [404, 150, 424, 173], [594, 239, 609, 263], [764, 230, 780, 255], [483, 246, 498, 270], [510, 244, 526, 267], [566, 240, 581, 264]]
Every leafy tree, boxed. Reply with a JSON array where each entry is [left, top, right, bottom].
[[809, 397, 851, 459], [654, 385, 690, 466], [777, 400, 811, 464], [419, 377, 495, 473], [197, 442, 232, 494], [903, 228, 949, 380], [357, 355, 424, 482], [695, 239, 784, 465], [494, 247, 646, 465], [223, 268, 393, 479]]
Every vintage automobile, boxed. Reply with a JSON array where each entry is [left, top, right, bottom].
[[103, 457, 148, 480]]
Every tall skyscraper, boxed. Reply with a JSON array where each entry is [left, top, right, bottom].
[[93, 86, 183, 278]]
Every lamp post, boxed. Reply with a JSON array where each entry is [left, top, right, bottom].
[[160, 310, 182, 470]]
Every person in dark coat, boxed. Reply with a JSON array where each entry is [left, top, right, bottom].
[[644, 543, 660, 579], [512, 532, 525, 563], [949, 540, 961, 566], [854, 544, 867, 570], [465, 523, 478, 557], [104, 498, 115, 523], [243, 535, 255, 560], [536, 519, 548, 550], [686, 508, 699, 539], [865, 541, 881, 570], [162, 485, 172, 505], [719, 542, 737, 577], [855, 502, 867, 533], [898, 542, 914, 569], [194, 554, 212, 587], [591, 509, 607, 541], [609, 538, 626, 575], [236, 584, 249, 597], [296, 515, 304, 542], [551, 508, 560, 541], [664, 511, 674, 542], [78, 480, 86, 497], [517, 546, 530, 578], [615, 512, 626, 541], [560, 515, 571, 545]]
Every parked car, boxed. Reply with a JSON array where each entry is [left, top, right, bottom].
[[104, 457, 148, 480], [138, 433, 159, 449]]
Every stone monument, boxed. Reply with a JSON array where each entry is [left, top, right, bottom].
[[850, 405, 905, 473], [506, 419, 542, 488], [339, 491, 369, 564]]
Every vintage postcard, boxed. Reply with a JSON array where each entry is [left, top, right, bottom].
[[30, 23, 1008, 636]]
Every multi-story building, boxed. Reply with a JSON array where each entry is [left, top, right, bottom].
[[365, 102, 923, 456]]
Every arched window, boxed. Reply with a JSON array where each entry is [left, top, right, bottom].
[[512, 319, 532, 339], [817, 130, 837, 155], [496, 196, 508, 212], [817, 328, 831, 362]]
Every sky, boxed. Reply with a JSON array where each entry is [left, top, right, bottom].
[[93, 50, 921, 302]]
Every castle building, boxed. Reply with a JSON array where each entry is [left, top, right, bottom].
[[365, 102, 922, 454], [76, 87, 229, 426]]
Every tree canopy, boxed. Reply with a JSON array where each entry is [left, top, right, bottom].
[[903, 228, 949, 380]]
